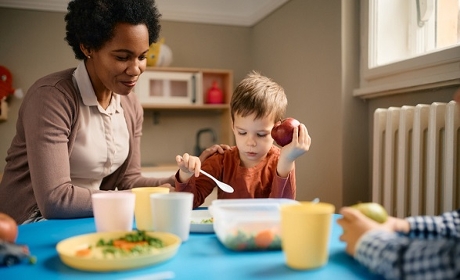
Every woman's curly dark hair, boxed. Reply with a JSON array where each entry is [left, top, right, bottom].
[[65, 0, 161, 60]]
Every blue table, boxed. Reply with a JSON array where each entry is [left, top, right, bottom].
[[1, 215, 382, 279]]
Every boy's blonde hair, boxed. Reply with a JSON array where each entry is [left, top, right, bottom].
[[230, 71, 287, 123]]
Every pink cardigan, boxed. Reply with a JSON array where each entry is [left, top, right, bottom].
[[0, 68, 173, 223]]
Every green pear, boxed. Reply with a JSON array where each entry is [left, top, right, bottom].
[[350, 202, 388, 223]]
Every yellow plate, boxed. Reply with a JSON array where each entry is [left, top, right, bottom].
[[56, 231, 181, 272]]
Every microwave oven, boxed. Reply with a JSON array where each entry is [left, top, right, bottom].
[[135, 71, 203, 105]]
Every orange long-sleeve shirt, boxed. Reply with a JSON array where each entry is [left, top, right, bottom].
[[175, 146, 296, 208]]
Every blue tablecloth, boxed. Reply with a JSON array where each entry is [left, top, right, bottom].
[[1, 214, 382, 279]]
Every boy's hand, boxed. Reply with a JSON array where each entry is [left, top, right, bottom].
[[277, 124, 311, 177], [176, 153, 201, 183], [283, 123, 311, 159]]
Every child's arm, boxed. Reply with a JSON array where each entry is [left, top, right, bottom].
[[338, 207, 460, 279], [405, 210, 460, 239], [355, 229, 460, 279], [277, 124, 311, 177], [337, 207, 410, 256], [176, 145, 231, 182], [175, 153, 201, 183]]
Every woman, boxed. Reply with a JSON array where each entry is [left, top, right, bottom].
[[0, 0, 225, 224]]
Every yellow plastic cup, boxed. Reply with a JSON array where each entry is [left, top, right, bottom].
[[132, 187, 170, 231], [280, 202, 335, 270]]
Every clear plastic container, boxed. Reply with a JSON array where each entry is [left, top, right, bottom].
[[211, 198, 298, 207], [209, 199, 299, 251]]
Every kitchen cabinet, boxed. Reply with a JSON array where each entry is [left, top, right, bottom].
[[136, 67, 234, 146]]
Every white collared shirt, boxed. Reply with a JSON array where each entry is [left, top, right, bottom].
[[69, 62, 129, 190]]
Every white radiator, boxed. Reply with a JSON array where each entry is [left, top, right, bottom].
[[373, 101, 460, 217]]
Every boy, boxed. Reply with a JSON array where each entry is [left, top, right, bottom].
[[174, 71, 311, 208]]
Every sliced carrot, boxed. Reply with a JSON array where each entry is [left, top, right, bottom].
[[254, 229, 275, 249], [75, 248, 92, 257]]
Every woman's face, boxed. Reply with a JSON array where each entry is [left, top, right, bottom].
[[85, 23, 150, 97], [232, 113, 275, 168]]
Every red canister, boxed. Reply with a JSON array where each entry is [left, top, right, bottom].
[[206, 81, 224, 104]]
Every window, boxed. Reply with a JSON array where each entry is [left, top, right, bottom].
[[354, 0, 460, 98]]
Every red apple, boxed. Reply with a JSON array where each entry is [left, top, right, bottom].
[[0, 213, 18, 243], [271, 117, 300, 147]]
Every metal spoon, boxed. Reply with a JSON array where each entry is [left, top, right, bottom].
[[200, 170, 234, 193]]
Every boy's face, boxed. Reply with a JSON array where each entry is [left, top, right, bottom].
[[232, 113, 275, 168]]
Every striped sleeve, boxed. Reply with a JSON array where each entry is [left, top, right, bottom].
[[406, 210, 460, 239], [355, 229, 460, 279]]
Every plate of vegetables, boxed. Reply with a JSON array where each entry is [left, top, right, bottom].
[[190, 209, 214, 233], [56, 230, 180, 271]]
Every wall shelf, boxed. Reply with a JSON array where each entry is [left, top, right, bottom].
[[138, 67, 234, 146]]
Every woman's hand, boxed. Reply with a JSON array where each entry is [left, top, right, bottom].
[[198, 144, 232, 162], [337, 207, 410, 256], [176, 153, 201, 183]]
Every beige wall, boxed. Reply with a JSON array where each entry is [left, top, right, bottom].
[[251, 0, 349, 208], [0, 0, 457, 211]]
